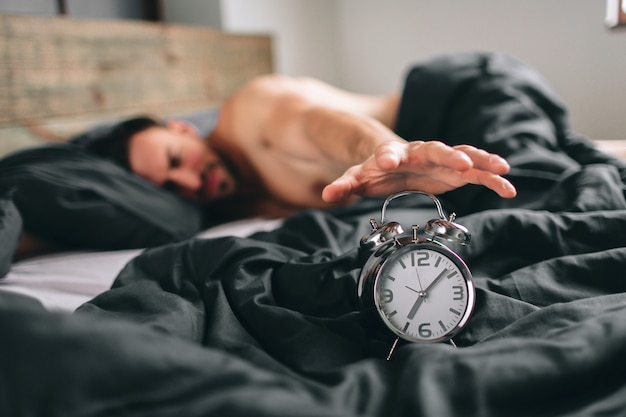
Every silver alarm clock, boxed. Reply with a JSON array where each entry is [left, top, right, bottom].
[[358, 191, 475, 359]]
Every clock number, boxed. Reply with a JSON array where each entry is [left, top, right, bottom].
[[380, 289, 394, 304], [416, 252, 429, 266], [418, 322, 432, 338], [452, 285, 464, 301]]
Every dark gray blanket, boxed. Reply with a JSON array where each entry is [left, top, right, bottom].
[[1, 52, 626, 417]]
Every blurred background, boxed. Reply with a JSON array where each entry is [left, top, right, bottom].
[[2, 0, 624, 140]]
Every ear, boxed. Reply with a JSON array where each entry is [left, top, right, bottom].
[[166, 119, 199, 136]]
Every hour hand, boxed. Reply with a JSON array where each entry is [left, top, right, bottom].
[[407, 291, 425, 320]]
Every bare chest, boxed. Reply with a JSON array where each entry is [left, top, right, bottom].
[[247, 145, 343, 209]]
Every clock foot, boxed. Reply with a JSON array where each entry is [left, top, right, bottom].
[[386, 337, 400, 361]]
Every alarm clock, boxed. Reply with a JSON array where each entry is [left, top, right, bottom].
[[357, 191, 475, 360]]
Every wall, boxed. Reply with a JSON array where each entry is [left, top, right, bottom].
[[219, 0, 338, 83], [0, 0, 147, 19], [220, 0, 625, 140], [334, 0, 626, 140], [161, 0, 222, 28], [64, 0, 144, 20], [0, 0, 56, 15]]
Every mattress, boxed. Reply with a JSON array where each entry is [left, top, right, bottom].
[[0, 218, 284, 312]]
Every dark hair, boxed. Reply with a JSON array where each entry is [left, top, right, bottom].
[[81, 116, 160, 169]]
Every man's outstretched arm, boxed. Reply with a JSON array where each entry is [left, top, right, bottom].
[[321, 140, 517, 203], [216, 74, 517, 205]]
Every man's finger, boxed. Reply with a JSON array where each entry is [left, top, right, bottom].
[[461, 169, 517, 198], [454, 145, 511, 174], [322, 176, 358, 202], [407, 141, 474, 171]]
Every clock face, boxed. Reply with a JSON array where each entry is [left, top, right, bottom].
[[373, 243, 474, 343]]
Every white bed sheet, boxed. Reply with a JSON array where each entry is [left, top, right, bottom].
[[0, 218, 284, 312]]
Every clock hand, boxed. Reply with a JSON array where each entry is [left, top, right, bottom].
[[407, 269, 449, 320], [405, 285, 420, 294], [415, 267, 425, 291], [407, 266, 433, 319], [407, 290, 426, 320], [424, 268, 449, 294]]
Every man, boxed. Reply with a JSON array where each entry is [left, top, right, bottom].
[[12, 67, 518, 261], [91, 74, 516, 221]]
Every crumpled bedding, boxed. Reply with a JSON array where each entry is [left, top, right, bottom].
[[1, 51, 626, 417]]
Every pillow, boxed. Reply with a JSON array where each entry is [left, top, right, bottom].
[[0, 144, 204, 251], [69, 108, 220, 148], [172, 108, 220, 138]]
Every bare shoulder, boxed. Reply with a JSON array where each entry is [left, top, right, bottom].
[[257, 75, 401, 127], [210, 75, 305, 146], [233, 74, 303, 99], [234, 75, 400, 128]]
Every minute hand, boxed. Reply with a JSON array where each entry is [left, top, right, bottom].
[[406, 268, 449, 320], [424, 268, 449, 294]]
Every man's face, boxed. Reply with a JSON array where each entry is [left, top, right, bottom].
[[127, 120, 236, 205]]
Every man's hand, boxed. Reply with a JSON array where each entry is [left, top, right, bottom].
[[321, 140, 517, 203]]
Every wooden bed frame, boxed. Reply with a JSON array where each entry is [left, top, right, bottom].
[[0, 13, 273, 158], [1, 13, 623, 160]]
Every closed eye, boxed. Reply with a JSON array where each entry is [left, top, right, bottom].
[[168, 147, 182, 169]]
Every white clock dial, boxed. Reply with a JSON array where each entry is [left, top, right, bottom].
[[374, 243, 473, 343]]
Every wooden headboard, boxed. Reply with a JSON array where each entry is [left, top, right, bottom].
[[0, 13, 273, 157]]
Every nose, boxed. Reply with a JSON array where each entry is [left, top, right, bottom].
[[168, 169, 202, 191]]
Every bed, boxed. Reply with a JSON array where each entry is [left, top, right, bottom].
[[2, 13, 626, 417]]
